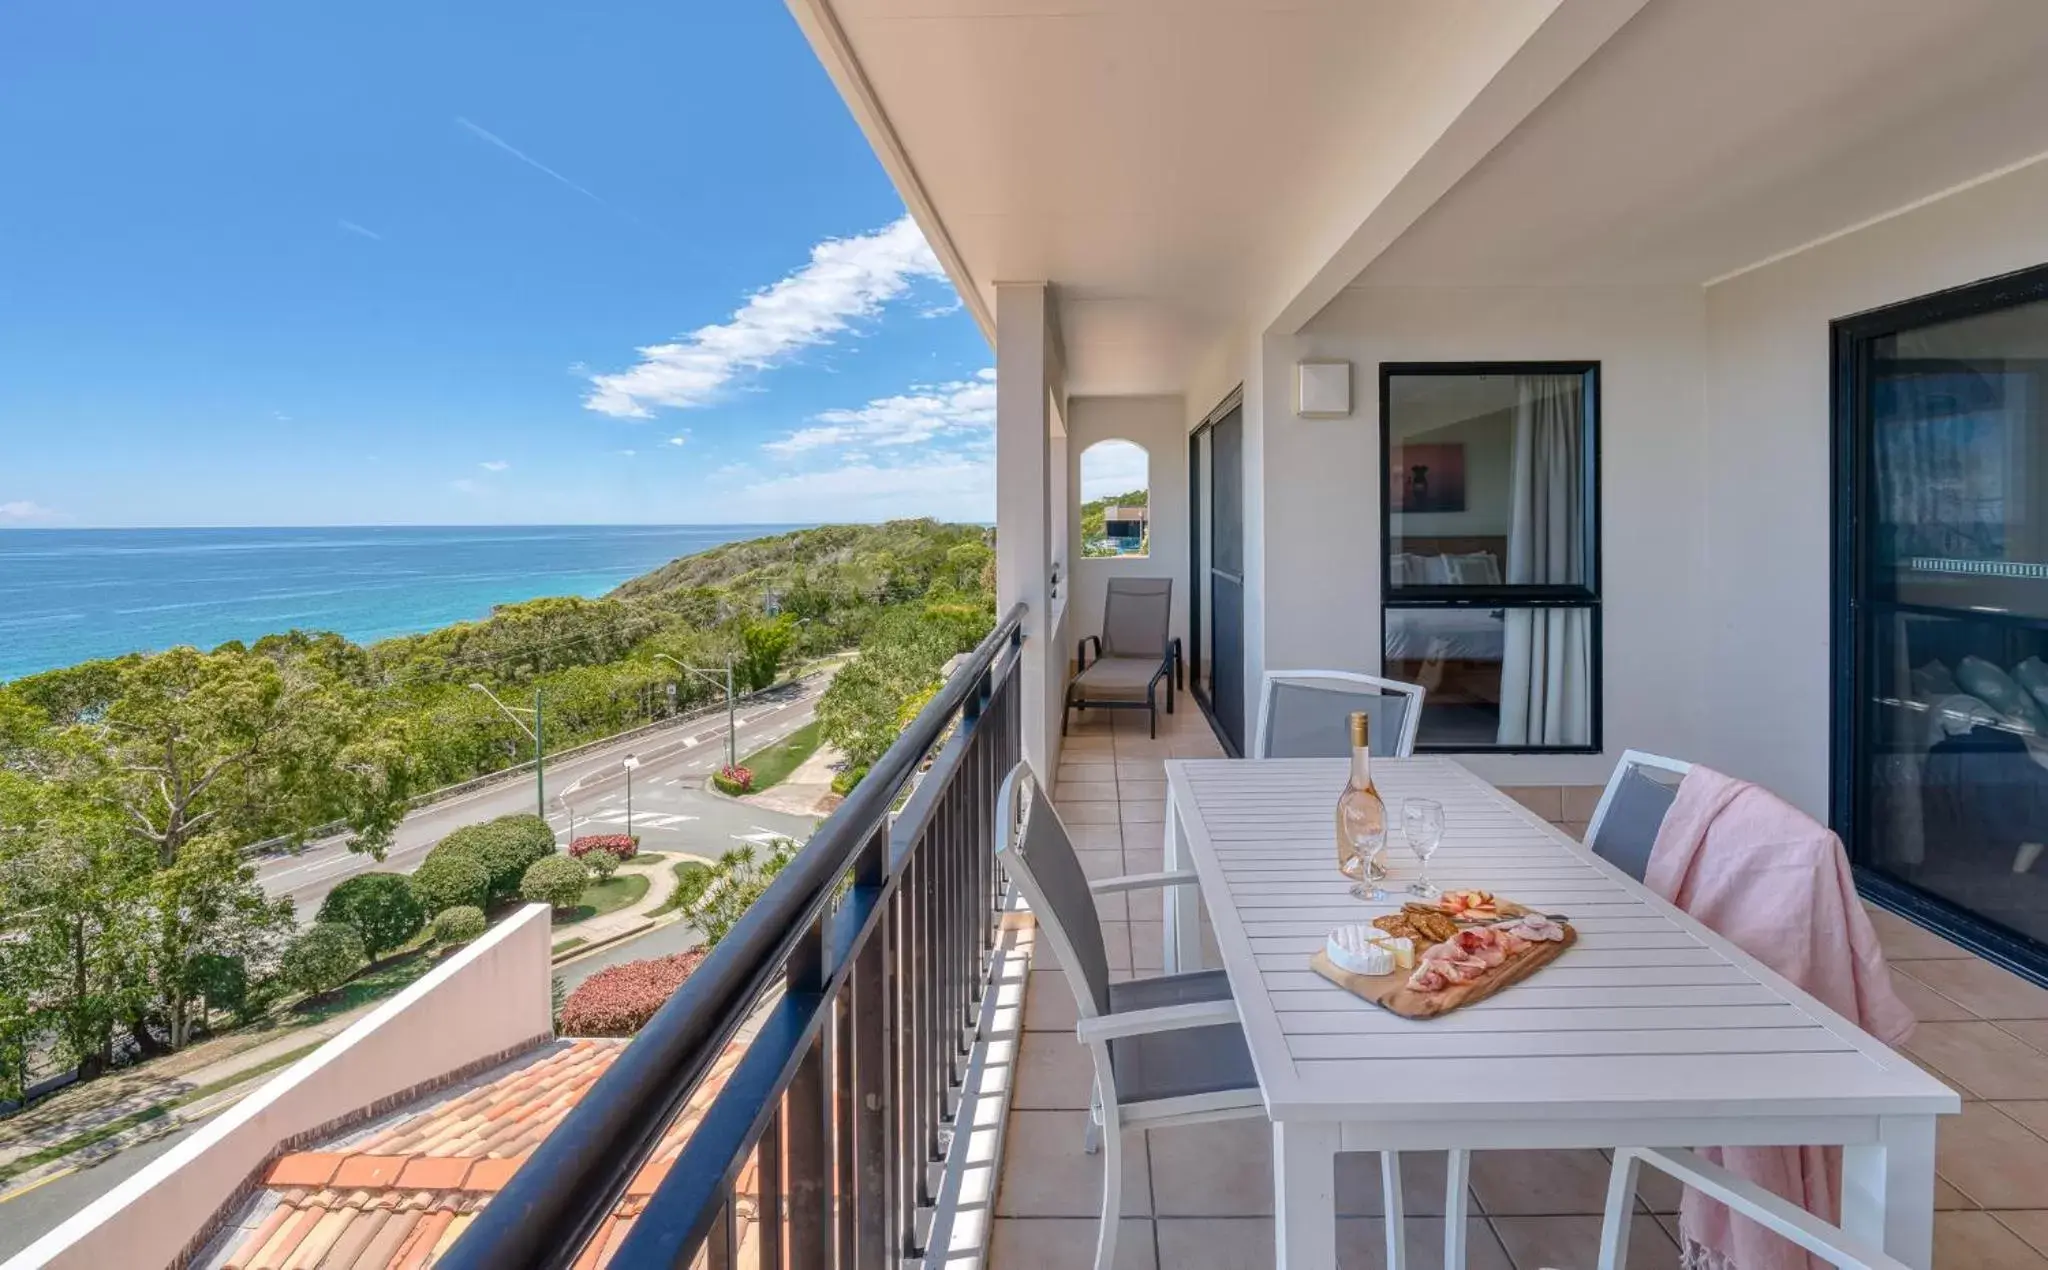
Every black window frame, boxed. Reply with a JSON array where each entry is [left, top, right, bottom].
[[1379, 360, 1603, 755]]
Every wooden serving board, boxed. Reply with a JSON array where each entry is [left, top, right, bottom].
[[1310, 925, 1578, 1020]]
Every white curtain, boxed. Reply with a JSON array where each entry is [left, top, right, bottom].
[[1498, 375, 1591, 746]]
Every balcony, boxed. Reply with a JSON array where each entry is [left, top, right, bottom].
[[1000, 696, 2048, 1270]]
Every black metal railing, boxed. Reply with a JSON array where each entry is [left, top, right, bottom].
[[443, 603, 1027, 1270]]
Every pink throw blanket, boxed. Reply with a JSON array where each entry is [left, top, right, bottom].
[[1643, 765, 1916, 1270]]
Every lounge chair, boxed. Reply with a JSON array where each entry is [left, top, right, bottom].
[[1065, 576, 1180, 738]]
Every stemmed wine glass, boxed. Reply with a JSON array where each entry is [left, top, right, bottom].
[[1403, 798, 1445, 898]]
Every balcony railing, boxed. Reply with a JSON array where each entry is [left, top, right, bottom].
[[443, 603, 1027, 1270]]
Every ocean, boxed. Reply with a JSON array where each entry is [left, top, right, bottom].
[[0, 524, 809, 682]]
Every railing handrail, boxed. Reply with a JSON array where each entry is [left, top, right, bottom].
[[440, 603, 1027, 1270]]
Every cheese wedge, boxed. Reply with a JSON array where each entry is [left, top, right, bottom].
[[1368, 932, 1415, 970]]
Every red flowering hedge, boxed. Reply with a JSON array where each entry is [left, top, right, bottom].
[[568, 834, 639, 863], [558, 950, 707, 1036], [711, 764, 753, 795]]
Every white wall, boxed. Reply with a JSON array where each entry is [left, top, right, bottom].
[[14, 906, 554, 1270], [1698, 157, 2048, 815], [1066, 396, 1189, 667], [1271, 285, 1711, 786]]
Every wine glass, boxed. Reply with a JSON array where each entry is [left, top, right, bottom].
[[1338, 802, 1389, 901], [1403, 798, 1444, 898]]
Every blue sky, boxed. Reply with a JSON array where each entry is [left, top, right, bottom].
[[0, 1, 1002, 527]]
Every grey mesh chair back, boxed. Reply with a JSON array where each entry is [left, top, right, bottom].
[[1099, 577, 1172, 659], [994, 764, 1112, 1017], [1585, 750, 1692, 881], [1254, 670, 1426, 758]]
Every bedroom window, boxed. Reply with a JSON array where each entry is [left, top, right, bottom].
[[1381, 363, 1600, 752]]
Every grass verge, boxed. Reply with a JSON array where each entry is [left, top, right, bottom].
[[739, 720, 823, 793], [290, 948, 441, 1026], [552, 936, 588, 955], [652, 860, 713, 918], [552, 872, 649, 926]]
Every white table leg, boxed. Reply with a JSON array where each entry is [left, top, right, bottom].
[[1842, 1116, 1937, 1270], [1444, 1148, 1470, 1270], [1163, 795, 1201, 972], [1274, 1122, 1340, 1270], [1381, 1151, 1408, 1270]]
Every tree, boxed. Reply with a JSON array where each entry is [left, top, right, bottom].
[[436, 816, 554, 905], [735, 616, 797, 693], [282, 922, 364, 995], [678, 839, 796, 946], [409, 850, 490, 915], [318, 873, 424, 965], [181, 952, 248, 1032], [520, 854, 589, 913], [431, 905, 487, 946]]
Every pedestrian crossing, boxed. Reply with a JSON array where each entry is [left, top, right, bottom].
[[579, 809, 698, 829]]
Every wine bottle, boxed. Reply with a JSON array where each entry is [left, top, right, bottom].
[[1335, 711, 1389, 899]]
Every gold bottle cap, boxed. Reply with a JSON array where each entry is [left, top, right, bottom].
[[1349, 711, 1369, 747]]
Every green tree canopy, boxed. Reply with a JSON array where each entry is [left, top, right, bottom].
[[318, 872, 425, 964]]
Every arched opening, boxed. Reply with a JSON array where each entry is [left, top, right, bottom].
[[1079, 439, 1149, 557]]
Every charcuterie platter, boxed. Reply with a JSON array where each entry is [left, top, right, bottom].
[[1310, 891, 1577, 1020]]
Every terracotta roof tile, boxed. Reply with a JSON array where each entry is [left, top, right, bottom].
[[265, 1152, 344, 1189], [207, 1026, 773, 1269]]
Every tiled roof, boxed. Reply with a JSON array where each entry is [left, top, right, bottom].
[[208, 1036, 756, 1270]]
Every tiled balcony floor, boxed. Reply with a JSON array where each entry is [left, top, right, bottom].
[[994, 695, 2048, 1269]]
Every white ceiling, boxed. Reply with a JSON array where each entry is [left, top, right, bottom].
[[1354, 0, 2048, 290], [816, 0, 1562, 394]]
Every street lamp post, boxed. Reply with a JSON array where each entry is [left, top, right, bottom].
[[469, 683, 544, 819], [621, 753, 641, 840], [652, 653, 737, 770]]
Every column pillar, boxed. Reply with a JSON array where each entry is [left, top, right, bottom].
[[995, 283, 1056, 779]]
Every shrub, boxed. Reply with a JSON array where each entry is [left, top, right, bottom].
[[679, 839, 796, 946], [437, 815, 557, 903], [569, 834, 637, 881], [182, 952, 248, 1021], [410, 850, 490, 915], [318, 872, 424, 963], [558, 950, 705, 1036], [431, 905, 487, 946], [711, 764, 753, 796], [829, 765, 867, 796], [520, 854, 589, 912], [282, 923, 365, 995]]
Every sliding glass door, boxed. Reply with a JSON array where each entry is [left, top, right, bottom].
[[1190, 396, 1245, 754], [1836, 264, 2048, 972]]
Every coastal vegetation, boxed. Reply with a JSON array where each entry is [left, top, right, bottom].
[[0, 519, 994, 1101]]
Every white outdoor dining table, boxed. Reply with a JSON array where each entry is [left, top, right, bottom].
[[1158, 756, 1959, 1270]]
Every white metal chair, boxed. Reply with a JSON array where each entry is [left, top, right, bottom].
[[997, 761, 1438, 1270], [1599, 1147, 1912, 1270], [1253, 669, 1426, 759], [1583, 749, 1691, 882]]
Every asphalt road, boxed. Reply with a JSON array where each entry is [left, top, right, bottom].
[[0, 1121, 195, 1260], [257, 677, 830, 916]]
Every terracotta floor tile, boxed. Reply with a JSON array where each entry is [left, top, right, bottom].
[[1061, 800, 1122, 826], [1893, 967, 1977, 1023], [1489, 1213, 1679, 1269], [1148, 1118, 1273, 1217], [1121, 779, 1167, 805], [1938, 1176, 1980, 1210], [1997, 1212, 2048, 1259], [997, 1110, 1150, 1217], [1056, 763, 1116, 785], [1336, 1217, 1513, 1270], [1128, 923, 1162, 972], [1468, 1149, 1615, 1216], [1904, 1022, 2048, 1099], [1068, 824, 1124, 852], [1937, 1103, 2048, 1209], [1119, 802, 1164, 827], [1496, 787, 1562, 821], [1116, 760, 1167, 781], [1072, 848, 1126, 881], [1936, 1212, 2048, 1269], [1904, 959, 2048, 1020], [2000, 1020, 2048, 1053], [1992, 1101, 2048, 1139], [1561, 785, 1605, 822], [1055, 781, 1121, 803], [1013, 1031, 1096, 1111], [987, 1217, 1156, 1270], [1868, 908, 1976, 961], [1025, 970, 1080, 1032]]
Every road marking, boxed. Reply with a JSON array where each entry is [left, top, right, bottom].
[[0, 1165, 79, 1205], [583, 809, 698, 829]]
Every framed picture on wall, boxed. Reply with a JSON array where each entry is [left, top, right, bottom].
[[1388, 442, 1467, 512]]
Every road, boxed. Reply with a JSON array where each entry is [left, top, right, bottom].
[[0, 1122, 194, 1260], [257, 677, 830, 916]]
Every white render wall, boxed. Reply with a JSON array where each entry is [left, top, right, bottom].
[[1066, 395, 1189, 670], [1272, 284, 1710, 788]]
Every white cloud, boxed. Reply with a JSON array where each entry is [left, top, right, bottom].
[[764, 369, 993, 456], [618, 449, 637, 457], [479, 459, 510, 472], [665, 436, 687, 447], [1080, 439, 1150, 500], [735, 455, 993, 523], [0, 500, 58, 522], [584, 215, 946, 418], [338, 219, 382, 242]]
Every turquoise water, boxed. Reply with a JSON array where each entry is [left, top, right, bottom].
[[0, 524, 807, 682]]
